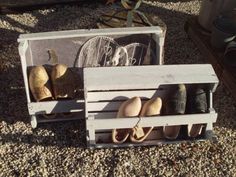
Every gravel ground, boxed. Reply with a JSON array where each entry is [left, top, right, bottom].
[[0, 0, 236, 176]]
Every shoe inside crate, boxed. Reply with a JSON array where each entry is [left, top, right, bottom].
[[89, 84, 212, 146]]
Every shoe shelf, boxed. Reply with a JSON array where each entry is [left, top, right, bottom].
[[84, 65, 219, 148], [18, 26, 165, 128], [185, 17, 236, 101]]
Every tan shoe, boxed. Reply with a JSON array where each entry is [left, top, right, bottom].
[[130, 97, 162, 143], [112, 97, 142, 144], [29, 66, 53, 102], [51, 64, 76, 99]]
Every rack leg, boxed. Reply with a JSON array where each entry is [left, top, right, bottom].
[[30, 115, 37, 129], [205, 123, 217, 142]]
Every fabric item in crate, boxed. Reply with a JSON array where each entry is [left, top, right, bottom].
[[29, 65, 53, 102], [51, 64, 76, 99], [78, 36, 120, 67], [130, 97, 162, 143], [163, 84, 187, 140], [124, 42, 155, 65], [187, 88, 207, 138], [77, 36, 155, 67], [112, 96, 142, 144]]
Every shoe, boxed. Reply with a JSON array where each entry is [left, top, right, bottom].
[[130, 97, 162, 143], [112, 97, 142, 144], [163, 84, 187, 140], [51, 64, 76, 99], [187, 88, 207, 138], [29, 65, 53, 102]]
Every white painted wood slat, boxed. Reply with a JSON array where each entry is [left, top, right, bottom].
[[18, 26, 163, 41], [93, 138, 208, 148], [87, 89, 167, 102], [87, 101, 122, 112], [87, 112, 217, 130], [89, 112, 117, 119], [84, 64, 219, 91], [95, 128, 163, 141], [28, 99, 84, 115]]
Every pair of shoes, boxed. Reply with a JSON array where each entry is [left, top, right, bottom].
[[164, 84, 187, 140], [29, 64, 76, 102], [112, 96, 162, 143], [164, 84, 208, 140]]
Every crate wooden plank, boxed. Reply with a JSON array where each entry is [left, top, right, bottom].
[[185, 17, 236, 101], [84, 64, 218, 91], [28, 99, 84, 115], [96, 128, 164, 142], [18, 27, 163, 41], [87, 112, 217, 130], [87, 89, 167, 102], [87, 101, 122, 112], [92, 137, 210, 148], [19, 41, 32, 103], [36, 112, 84, 123], [89, 112, 117, 119]]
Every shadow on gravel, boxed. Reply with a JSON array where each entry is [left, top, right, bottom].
[[0, 57, 29, 124], [0, 120, 87, 148]]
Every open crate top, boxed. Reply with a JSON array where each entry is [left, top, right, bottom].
[[83, 64, 219, 148]]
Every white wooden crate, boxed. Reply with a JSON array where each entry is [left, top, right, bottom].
[[84, 64, 219, 148], [18, 27, 165, 128]]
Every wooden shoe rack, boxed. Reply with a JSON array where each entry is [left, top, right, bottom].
[[18, 26, 165, 128], [84, 65, 218, 148], [18, 26, 219, 148]]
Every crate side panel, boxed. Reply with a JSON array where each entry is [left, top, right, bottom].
[[19, 41, 32, 103], [28, 37, 88, 67], [95, 128, 164, 144], [87, 101, 122, 112], [87, 89, 168, 102], [90, 112, 117, 119], [18, 27, 163, 41], [28, 100, 84, 115], [36, 111, 84, 123], [86, 113, 217, 130], [84, 64, 219, 91], [28, 33, 158, 67]]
